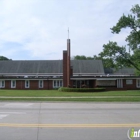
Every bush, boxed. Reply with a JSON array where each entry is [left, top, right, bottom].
[[58, 87, 106, 92]]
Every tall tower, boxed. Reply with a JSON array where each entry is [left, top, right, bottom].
[[63, 29, 71, 87], [67, 38, 70, 86]]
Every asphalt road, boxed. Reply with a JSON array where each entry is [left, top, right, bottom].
[[0, 102, 139, 140]]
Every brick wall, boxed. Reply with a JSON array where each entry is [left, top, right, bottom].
[[5, 80, 10, 89], [30, 80, 38, 89], [67, 39, 70, 86], [16, 80, 24, 89], [4, 80, 53, 90], [63, 50, 67, 87], [47, 80, 53, 89], [123, 79, 136, 90], [105, 79, 138, 90]]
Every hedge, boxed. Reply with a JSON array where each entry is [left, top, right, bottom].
[[58, 87, 106, 92]]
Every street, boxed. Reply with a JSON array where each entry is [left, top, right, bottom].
[[0, 102, 139, 140]]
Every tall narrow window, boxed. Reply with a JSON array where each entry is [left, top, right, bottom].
[[39, 80, 43, 88], [57, 81, 59, 87], [54, 81, 56, 87], [0, 80, 5, 88], [53, 80, 63, 88], [60, 81, 63, 87], [25, 80, 30, 88], [117, 79, 123, 88], [137, 79, 140, 88], [11, 80, 16, 88], [2, 81, 5, 88]]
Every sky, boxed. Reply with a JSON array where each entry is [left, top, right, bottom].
[[0, 0, 139, 60]]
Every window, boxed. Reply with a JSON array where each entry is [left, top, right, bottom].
[[25, 80, 30, 88], [60, 81, 62, 87], [137, 79, 140, 88], [117, 79, 123, 88], [54, 81, 56, 87], [53, 80, 63, 88], [39, 80, 43, 88], [0, 80, 5, 88], [57, 81, 59, 87], [126, 79, 133, 85], [11, 80, 16, 88], [97, 80, 116, 86]]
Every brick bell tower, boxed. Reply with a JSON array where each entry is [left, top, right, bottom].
[[67, 37, 70, 87], [63, 29, 71, 87]]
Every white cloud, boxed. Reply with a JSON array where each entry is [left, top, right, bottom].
[[0, 0, 139, 60]]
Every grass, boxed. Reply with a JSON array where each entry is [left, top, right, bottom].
[[0, 89, 140, 97], [0, 89, 140, 102], [0, 97, 140, 102]]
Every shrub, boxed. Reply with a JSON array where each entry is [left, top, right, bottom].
[[58, 87, 106, 92]]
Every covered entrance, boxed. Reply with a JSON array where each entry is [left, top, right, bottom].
[[72, 80, 95, 88]]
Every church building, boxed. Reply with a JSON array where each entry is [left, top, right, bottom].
[[0, 38, 140, 90]]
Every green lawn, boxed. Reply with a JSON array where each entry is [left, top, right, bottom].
[[0, 89, 140, 97], [0, 90, 139, 102]]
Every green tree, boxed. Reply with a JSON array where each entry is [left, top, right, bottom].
[[100, 4, 140, 72], [0, 56, 9, 60], [74, 5, 140, 73], [74, 55, 93, 60]]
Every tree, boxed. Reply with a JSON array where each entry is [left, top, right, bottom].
[[99, 4, 140, 72], [74, 5, 140, 73], [74, 55, 94, 60], [0, 56, 9, 60]]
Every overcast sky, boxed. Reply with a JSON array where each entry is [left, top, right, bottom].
[[0, 0, 139, 60]]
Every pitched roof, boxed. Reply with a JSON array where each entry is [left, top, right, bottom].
[[0, 60, 104, 75], [104, 67, 135, 75], [113, 67, 135, 75], [71, 60, 104, 74], [0, 60, 62, 74]]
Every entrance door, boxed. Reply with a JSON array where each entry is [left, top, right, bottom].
[[77, 81, 81, 88], [72, 80, 92, 88]]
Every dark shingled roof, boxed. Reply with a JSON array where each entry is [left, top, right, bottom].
[[113, 67, 135, 75], [0, 60, 104, 74], [71, 60, 104, 74], [104, 67, 135, 75]]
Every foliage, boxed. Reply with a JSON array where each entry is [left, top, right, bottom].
[[99, 41, 132, 69], [0, 56, 10, 60], [74, 4, 140, 73], [58, 87, 106, 92], [99, 4, 140, 71], [74, 55, 94, 60]]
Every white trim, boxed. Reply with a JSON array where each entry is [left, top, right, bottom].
[[39, 80, 43, 88], [71, 78, 97, 80], [136, 79, 140, 88], [0, 73, 63, 76], [126, 79, 133, 85], [11, 80, 16, 88], [0, 80, 5, 88], [25, 80, 30, 88], [97, 78, 117, 80], [117, 79, 123, 88], [0, 73, 104, 75], [0, 79, 56, 81], [53, 80, 63, 88], [71, 77, 140, 80]]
